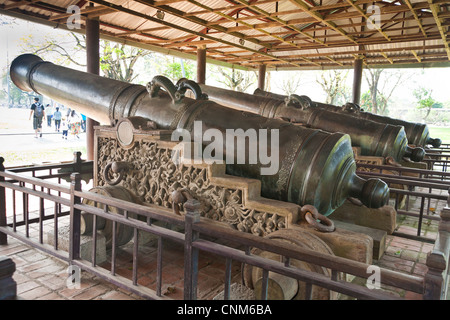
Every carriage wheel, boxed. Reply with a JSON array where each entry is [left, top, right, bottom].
[[242, 228, 338, 300]]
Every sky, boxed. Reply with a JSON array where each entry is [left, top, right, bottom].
[[1, 13, 449, 111]]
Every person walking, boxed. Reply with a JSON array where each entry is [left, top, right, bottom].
[[61, 117, 68, 139], [53, 107, 62, 132], [68, 109, 81, 139], [45, 104, 53, 127], [29, 97, 45, 138]]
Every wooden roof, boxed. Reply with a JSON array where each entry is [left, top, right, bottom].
[[1, 0, 449, 70]]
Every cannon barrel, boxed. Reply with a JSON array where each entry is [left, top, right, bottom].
[[10, 54, 389, 216], [197, 82, 425, 163], [254, 88, 441, 148]]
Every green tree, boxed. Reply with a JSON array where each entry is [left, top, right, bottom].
[[1, 73, 35, 107], [100, 40, 150, 82], [316, 70, 349, 105], [364, 68, 404, 115], [210, 66, 256, 92], [413, 87, 442, 121], [20, 32, 151, 83], [142, 54, 195, 84]]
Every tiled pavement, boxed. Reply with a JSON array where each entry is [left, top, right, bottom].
[[0, 187, 447, 300]]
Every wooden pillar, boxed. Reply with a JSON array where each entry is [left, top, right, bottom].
[[85, 12, 100, 161], [197, 46, 206, 85], [258, 64, 266, 91], [352, 56, 364, 105]]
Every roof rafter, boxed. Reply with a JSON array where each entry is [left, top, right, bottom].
[[401, 0, 428, 37], [426, 0, 450, 60], [89, 0, 317, 68]]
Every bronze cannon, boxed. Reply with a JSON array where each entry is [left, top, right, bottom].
[[254, 88, 441, 148], [10, 54, 389, 216], [194, 82, 425, 163]]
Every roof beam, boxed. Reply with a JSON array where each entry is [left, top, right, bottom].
[[427, 0, 450, 60], [134, 0, 271, 51], [268, 32, 443, 51], [2, 0, 40, 10], [287, 0, 360, 45], [89, 0, 316, 68], [379, 51, 394, 64], [344, 0, 391, 41], [48, 4, 115, 21], [225, 44, 445, 61], [402, 0, 428, 37], [231, 0, 330, 45], [411, 50, 422, 62], [184, 0, 322, 66]]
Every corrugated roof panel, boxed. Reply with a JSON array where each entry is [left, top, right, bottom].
[[0, 0, 446, 69]]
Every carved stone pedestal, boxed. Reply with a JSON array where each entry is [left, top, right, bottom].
[[47, 226, 107, 264]]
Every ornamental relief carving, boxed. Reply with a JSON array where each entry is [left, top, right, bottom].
[[97, 137, 286, 236]]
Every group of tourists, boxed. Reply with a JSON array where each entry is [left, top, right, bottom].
[[29, 97, 85, 139]]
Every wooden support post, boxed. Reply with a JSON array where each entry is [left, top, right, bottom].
[[197, 46, 206, 85], [183, 199, 201, 300], [0, 157, 6, 245], [352, 57, 363, 105], [86, 10, 100, 161], [258, 64, 266, 91], [424, 207, 450, 299]]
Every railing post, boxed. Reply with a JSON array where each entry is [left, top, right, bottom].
[[183, 199, 201, 300], [73, 151, 82, 174], [69, 173, 82, 261], [424, 207, 450, 300], [0, 157, 7, 245], [0, 256, 16, 300]]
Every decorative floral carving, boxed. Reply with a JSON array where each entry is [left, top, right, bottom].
[[97, 136, 286, 236]]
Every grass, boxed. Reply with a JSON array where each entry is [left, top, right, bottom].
[[2, 146, 87, 168], [428, 126, 450, 145]]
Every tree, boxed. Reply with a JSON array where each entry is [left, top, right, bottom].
[[316, 70, 349, 105], [1, 73, 35, 107], [277, 72, 302, 96], [146, 55, 195, 83], [364, 68, 404, 115], [20, 32, 151, 83], [210, 66, 257, 92], [413, 87, 442, 121]]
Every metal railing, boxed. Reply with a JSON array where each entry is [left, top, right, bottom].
[[1, 159, 449, 300], [357, 163, 450, 242]]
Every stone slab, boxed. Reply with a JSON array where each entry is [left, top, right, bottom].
[[295, 224, 374, 265], [331, 201, 396, 234], [333, 220, 387, 261], [46, 226, 107, 264]]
